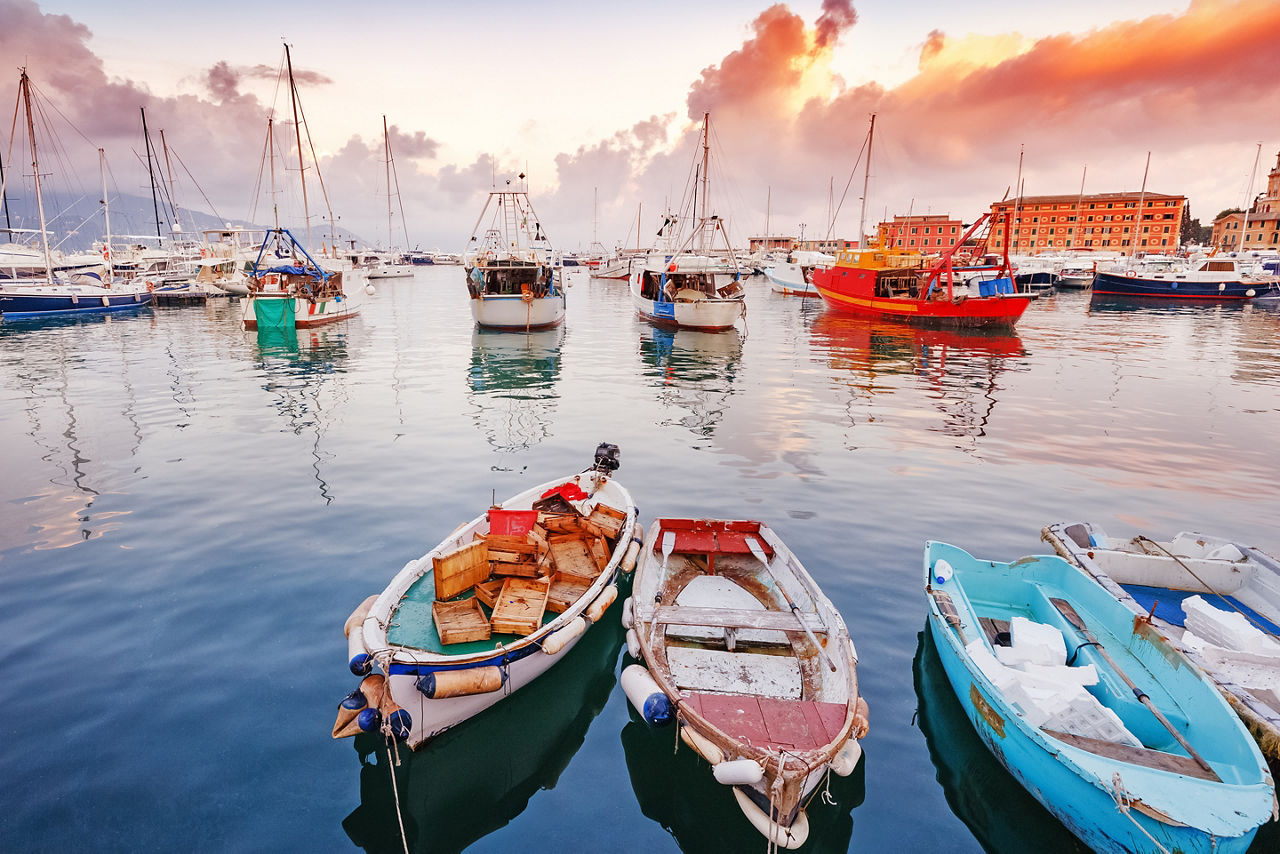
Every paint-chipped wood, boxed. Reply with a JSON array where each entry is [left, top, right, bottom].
[[666, 647, 802, 699], [490, 577, 550, 636], [1044, 729, 1221, 781], [655, 605, 823, 633]]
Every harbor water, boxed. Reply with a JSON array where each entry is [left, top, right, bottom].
[[2, 268, 1279, 852]]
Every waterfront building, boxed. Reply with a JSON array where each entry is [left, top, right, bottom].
[[988, 192, 1186, 254], [1210, 151, 1280, 251], [876, 214, 965, 251]]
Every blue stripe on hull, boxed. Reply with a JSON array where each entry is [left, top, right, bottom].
[[1092, 271, 1254, 299]]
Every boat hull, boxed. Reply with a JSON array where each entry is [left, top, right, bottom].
[[1093, 270, 1258, 299], [629, 287, 744, 331], [241, 293, 359, 329], [0, 286, 153, 319], [765, 263, 818, 296], [469, 292, 565, 330], [925, 542, 1273, 854], [811, 268, 1031, 328]]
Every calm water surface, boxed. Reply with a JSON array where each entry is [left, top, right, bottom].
[[3, 269, 1280, 852]]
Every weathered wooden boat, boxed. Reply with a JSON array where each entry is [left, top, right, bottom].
[[242, 228, 358, 329], [464, 183, 565, 331], [623, 517, 869, 849], [924, 540, 1274, 854], [1043, 521, 1280, 763], [333, 444, 639, 749]]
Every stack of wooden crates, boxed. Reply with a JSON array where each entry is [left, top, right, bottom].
[[431, 499, 628, 645]]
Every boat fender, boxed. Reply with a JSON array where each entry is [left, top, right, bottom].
[[542, 616, 587, 655], [853, 696, 871, 739], [1247, 289, 1256, 298], [357, 707, 382, 733], [625, 628, 641, 660], [714, 758, 764, 786], [932, 559, 954, 585], [333, 674, 387, 738], [621, 540, 641, 574], [1219, 283, 1226, 291], [385, 707, 412, 742], [621, 596, 635, 630], [830, 739, 863, 777], [733, 788, 809, 850], [416, 666, 506, 699], [680, 726, 725, 765], [621, 664, 673, 726], [584, 585, 618, 624], [365, 284, 375, 296], [345, 595, 378, 675]]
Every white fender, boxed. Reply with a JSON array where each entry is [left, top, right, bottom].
[[585, 584, 618, 623], [345, 595, 378, 638], [622, 540, 641, 573], [621, 596, 634, 630], [625, 628, 641, 660], [621, 664, 673, 726], [830, 739, 863, 777], [680, 726, 725, 765], [713, 758, 764, 785], [732, 788, 809, 849], [345, 595, 378, 674], [542, 616, 586, 656]]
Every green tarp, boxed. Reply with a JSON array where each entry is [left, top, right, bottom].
[[253, 296, 295, 329]]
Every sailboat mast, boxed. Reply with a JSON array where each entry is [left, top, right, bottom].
[[22, 71, 55, 281], [383, 114, 392, 251], [284, 43, 311, 247], [699, 112, 710, 226], [268, 117, 279, 230], [856, 113, 875, 250], [1071, 165, 1086, 250], [0, 145, 12, 232], [636, 202, 642, 251], [1132, 151, 1150, 258], [1012, 145, 1024, 254], [160, 129, 180, 234], [592, 186, 598, 245], [1239, 142, 1262, 253], [99, 148, 114, 280], [140, 107, 163, 241], [765, 186, 771, 241]]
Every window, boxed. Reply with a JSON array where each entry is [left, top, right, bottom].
[[1089, 203, 1096, 209], [950, 226, 957, 233], [1107, 203, 1114, 209], [911, 227, 918, 234]]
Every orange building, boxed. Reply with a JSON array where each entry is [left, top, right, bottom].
[[876, 214, 964, 251], [1211, 151, 1280, 251], [988, 192, 1186, 254]]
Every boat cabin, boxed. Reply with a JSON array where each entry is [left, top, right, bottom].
[[466, 259, 555, 298], [638, 268, 743, 302]]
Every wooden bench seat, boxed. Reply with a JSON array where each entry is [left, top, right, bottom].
[[655, 605, 825, 633]]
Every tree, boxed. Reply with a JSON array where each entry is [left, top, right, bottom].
[[1180, 204, 1199, 246], [1213, 207, 1243, 222]]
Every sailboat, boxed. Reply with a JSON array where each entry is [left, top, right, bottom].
[[0, 70, 153, 320], [463, 176, 565, 331], [241, 45, 358, 330], [631, 113, 746, 331], [367, 115, 414, 281]]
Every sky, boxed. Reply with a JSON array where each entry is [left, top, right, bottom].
[[3, 0, 1279, 250]]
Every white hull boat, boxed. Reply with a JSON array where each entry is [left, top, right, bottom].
[[766, 262, 818, 296], [334, 445, 639, 749], [1043, 521, 1280, 763], [469, 289, 566, 331], [623, 517, 869, 849], [367, 264, 415, 280]]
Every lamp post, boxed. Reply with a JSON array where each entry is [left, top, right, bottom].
[[799, 222, 807, 247]]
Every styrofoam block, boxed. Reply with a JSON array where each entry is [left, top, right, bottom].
[[967, 640, 1018, 691], [1010, 617, 1067, 666], [1184, 595, 1278, 654], [1019, 663, 1099, 687], [1206, 543, 1245, 562], [1043, 691, 1142, 748]]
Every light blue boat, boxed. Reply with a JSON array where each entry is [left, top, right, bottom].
[[923, 541, 1275, 854]]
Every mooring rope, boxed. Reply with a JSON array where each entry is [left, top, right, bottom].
[[383, 735, 410, 854], [1135, 536, 1273, 636], [1109, 772, 1171, 854]]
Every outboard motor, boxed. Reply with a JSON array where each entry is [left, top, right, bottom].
[[593, 442, 621, 473]]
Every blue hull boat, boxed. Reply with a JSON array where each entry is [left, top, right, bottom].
[[924, 541, 1274, 854], [1092, 270, 1257, 299], [0, 287, 153, 319]]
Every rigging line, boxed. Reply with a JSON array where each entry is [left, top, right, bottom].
[[27, 77, 97, 149], [828, 133, 869, 241], [387, 128, 410, 250], [1134, 536, 1275, 636], [168, 145, 225, 223], [292, 85, 337, 232], [248, 115, 274, 224], [3, 84, 23, 213]]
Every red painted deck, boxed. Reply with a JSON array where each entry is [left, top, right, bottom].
[[683, 692, 848, 751]]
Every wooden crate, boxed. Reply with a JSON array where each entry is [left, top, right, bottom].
[[433, 540, 491, 601], [588, 535, 611, 572], [539, 513, 584, 535], [490, 577, 550, 636], [549, 535, 600, 581], [474, 578, 505, 610], [546, 571, 593, 614], [432, 597, 491, 645], [588, 503, 628, 540]]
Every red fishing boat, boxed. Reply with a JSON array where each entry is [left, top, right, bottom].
[[811, 214, 1033, 328]]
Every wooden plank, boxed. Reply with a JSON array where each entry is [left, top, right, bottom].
[[490, 577, 550, 636], [473, 578, 504, 610], [654, 605, 825, 633], [588, 535, 611, 572], [432, 598, 491, 645], [979, 617, 1011, 647], [550, 538, 600, 580], [1042, 730, 1220, 781], [685, 693, 772, 746], [758, 696, 817, 749], [666, 647, 802, 699], [588, 503, 627, 539], [433, 540, 490, 601], [546, 572, 592, 614]]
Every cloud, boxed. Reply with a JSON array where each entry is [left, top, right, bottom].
[[815, 0, 857, 48]]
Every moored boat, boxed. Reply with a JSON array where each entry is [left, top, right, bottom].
[[766, 250, 832, 296], [464, 182, 565, 331], [1042, 521, 1280, 764], [242, 228, 358, 329], [924, 540, 1274, 853], [1093, 256, 1268, 300], [623, 517, 869, 849], [333, 444, 639, 749]]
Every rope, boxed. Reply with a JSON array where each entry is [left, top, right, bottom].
[[1134, 536, 1273, 636], [1109, 772, 1171, 854], [383, 735, 410, 854]]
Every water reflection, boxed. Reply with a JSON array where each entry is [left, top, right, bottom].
[[808, 313, 1025, 450], [913, 625, 1088, 854], [341, 617, 623, 853], [621, 705, 864, 852], [1087, 294, 1251, 318], [637, 325, 743, 438], [253, 328, 351, 504], [466, 325, 564, 458]]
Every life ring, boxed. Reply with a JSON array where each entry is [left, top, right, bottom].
[[521, 288, 534, 303], [1126, 270, 1136, 278], [101, 245, 110, 260], [667, 263, 678, 273], [146, 281, 154, 292]]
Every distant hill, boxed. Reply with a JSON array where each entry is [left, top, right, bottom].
[[0, 190, 367, 252]]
